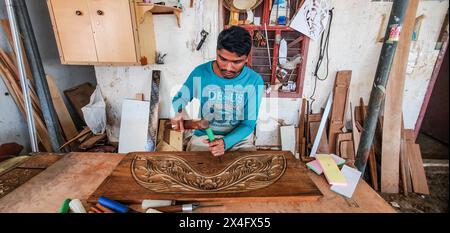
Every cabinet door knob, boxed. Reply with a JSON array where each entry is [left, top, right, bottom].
[[75, 10, 82, 16], [97, 10, 104, 16]]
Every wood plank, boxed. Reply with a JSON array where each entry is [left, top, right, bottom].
[[168, 130, 183, 151], [360, 99, 378, 191], [118, 99, 150, 153], [0, 153, 123, 213], [63, 82, 95, 122], [339, 140, 355, 161], [16, 154, 62, 169], [328, 71, 352, 153], [400, 139, 409, 194], [297, 98, 307, 160], [409, 144, 429, 194], [46, 75, 78, 141], [148, 70, 161, 150], [79, 133, 107, 150], [335, 133, 352, 157], [88, 151, 323, 204], [0, 63, 52, 152], [381, 0, 419, 193], [309, 121, 329, 154], [58, 127, 91, 150], [0, 153, 394, 213], [135, 2, 156, 64], [351, 103, 361, 162]]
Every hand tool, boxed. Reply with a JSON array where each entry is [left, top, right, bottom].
[[169, 119, 209, 130], [142, 199, 176, 209], [183, 119, 210, 130], [58, 198, 71, 213], [205, 128, 222, 162], [68, 199, 86, 213], [196, 30, 209, 51], [98, 196, 138, 213], [154, 203, 223, 213], [146, 208, 163, 213], [95, 203, 115, 213]]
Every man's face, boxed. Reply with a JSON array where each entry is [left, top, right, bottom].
[[216, 49, 248, 78]]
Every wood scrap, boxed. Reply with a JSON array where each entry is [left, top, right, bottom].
[[309, 120, 329, 154], [335, 133, 352, 157], [58, 127, 91, 150], [328, 71, 352, 154], [79, 133, 107, 150], [297, 98, 313, 162], [0, 143, 23, 157], [381, 0, 419, 194], [47, 75, 78, 141], [0, 60, 52, 152], [63, 82, 95, 123], [360, 98, 378, 191]]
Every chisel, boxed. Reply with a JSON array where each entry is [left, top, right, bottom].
[[205, 128, 222, 163], [154, 203, 222, 213]]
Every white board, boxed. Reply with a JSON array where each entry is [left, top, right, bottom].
[[280, 125, 296, 158], [330, 165, 362, 198], [310, 92, 333, 157], [118, 99, 150, 153]]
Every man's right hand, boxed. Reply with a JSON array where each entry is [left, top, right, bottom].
[[170, 113, 185, 132]]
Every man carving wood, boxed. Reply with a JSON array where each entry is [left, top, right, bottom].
[[171, 26, 264, 157]]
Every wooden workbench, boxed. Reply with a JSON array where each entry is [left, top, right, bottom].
[[0, 152, 395, 213]]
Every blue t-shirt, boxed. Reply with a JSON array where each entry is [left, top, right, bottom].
[[172, 61, 264, 150]]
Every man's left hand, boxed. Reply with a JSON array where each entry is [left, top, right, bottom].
[[203, 138, 225, 156]]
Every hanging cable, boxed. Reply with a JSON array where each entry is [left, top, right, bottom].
[[309, 7, 334, 112]]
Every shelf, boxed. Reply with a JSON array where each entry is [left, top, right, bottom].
[[136, 2, 183, 27]]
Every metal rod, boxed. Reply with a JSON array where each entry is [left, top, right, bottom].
[[15, 0, 65, 152], [355, 0, 409, 174], [5, 0, 39, 152], [264, 23, 272, 69]]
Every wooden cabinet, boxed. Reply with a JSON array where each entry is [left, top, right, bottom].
[[47, 0, 181, 65]]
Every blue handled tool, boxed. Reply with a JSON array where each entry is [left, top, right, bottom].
[[98, 196, 129, 213]]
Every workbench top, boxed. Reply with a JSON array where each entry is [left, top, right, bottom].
[[0, 152, 395, 213]]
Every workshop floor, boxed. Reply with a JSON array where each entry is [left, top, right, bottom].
[[379, 133, 449, 213]]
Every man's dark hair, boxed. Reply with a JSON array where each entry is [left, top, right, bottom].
[[217, 26, 252, 56]]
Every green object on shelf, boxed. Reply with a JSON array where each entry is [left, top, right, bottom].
[[59, 198, 71, 213], [205, 128, 215, 142]]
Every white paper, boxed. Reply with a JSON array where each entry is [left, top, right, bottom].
[[289, 0, 331, 41], [330, 165, 362, 198]]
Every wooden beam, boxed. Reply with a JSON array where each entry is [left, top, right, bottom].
[[328, 71, 351, 154], [47, 75, 77, 141], [381, 0, 419, 193]]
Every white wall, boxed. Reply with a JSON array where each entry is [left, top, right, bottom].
[[0, 0, 97, 152], [94, 0, 448, 145]]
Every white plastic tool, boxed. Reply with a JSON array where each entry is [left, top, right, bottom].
[[69, 199, 86, 213], [142, 200, 174, 209]]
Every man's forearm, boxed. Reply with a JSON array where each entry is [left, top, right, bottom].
[[222, 120, 255, 151]]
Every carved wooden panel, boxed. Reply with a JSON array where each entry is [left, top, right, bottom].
[[131, 154, 287, 193], [88, 151, 322, 204]]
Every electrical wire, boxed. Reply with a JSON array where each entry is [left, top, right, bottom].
[[309, 8, 334, 112]]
